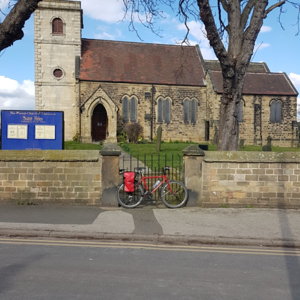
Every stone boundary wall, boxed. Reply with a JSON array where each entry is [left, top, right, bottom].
[[0, 150, 102, 205], [184, 147, 300, 208]]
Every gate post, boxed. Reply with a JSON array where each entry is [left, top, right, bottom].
[[100, 143, 121, 206], [182, 145, 205, 206]]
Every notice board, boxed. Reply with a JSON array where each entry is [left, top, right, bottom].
[[1, 110, 64, 150]]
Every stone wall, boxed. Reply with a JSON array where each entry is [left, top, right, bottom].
[[184, 146, 300, 208], [0, 151, 102, 205]]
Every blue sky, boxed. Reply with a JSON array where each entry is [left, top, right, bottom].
[[0, 0, 299, 113]]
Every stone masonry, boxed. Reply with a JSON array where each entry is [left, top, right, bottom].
[[34, 0, 82, 140], [183, 146, 300, 208], [0, 151, 102, 205]]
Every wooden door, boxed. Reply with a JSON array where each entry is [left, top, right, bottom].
[[91, 104, 108, 141]]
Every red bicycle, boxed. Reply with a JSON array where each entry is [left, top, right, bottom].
[[117, 167, 188, 208]]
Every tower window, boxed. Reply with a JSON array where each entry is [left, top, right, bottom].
[[52, 18, 63, 34], [237, 99, 244, 123]]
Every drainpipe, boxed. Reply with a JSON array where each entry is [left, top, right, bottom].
[[78, 82, 82, 141], [151, 85, 156, 141]]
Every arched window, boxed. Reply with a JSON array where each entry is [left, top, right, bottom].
[[270, 100, 282, 123], [183, 98, 198, 124], [157, 97, 171, 124], [122, 96, 137, 122], [52, 18, 63, 34], [237, 100, 244, 123]]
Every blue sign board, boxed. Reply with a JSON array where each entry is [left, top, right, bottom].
[[1, 110, 64, 150]]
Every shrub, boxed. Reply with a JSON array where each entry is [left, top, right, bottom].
[[124, 123, 143, 143]]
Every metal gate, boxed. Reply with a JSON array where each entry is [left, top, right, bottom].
[[120, 153, 184, 181]]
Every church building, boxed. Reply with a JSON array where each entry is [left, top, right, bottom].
[[34, 0, 299, 146]]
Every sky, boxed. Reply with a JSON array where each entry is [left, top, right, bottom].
[[0, 0, 299, 116]]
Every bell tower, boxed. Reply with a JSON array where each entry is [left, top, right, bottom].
[[34, 0, 82, 140]]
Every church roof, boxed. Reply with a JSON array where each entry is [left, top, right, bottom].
[[79, 39, 206, 86], [204, 60, 270, 73], [79, 39, 297, 96], [209, 71, 298, 96]]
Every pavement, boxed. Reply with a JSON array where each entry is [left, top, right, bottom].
[[0, 204, 300, 248]]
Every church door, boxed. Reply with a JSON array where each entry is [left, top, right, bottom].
[[91, 104, 108, 141]]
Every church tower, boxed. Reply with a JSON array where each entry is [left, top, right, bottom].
[[34, 0, 82, 140]]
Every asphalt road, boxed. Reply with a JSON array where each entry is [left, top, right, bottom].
[[0, 238, 300, 300]]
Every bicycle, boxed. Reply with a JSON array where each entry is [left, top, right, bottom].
[[117, 167, 188, 209]]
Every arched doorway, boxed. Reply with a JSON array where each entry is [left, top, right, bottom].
[[91, 104, 108, 141]]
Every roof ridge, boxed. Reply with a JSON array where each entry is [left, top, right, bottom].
[[81, 38, 196, 48]]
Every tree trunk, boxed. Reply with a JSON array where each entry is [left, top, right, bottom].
[[217, 66, 246, 150], [218, 92, 240, 151]]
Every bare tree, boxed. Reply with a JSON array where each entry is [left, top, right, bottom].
[[124, 0, 300, 150], [0, 0, 42, 52]]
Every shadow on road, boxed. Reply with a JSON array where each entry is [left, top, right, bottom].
[[278, 209, 300, 299], [0, 253, 45, 295]]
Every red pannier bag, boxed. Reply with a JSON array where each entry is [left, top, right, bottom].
[[123, 172, 135, 192]]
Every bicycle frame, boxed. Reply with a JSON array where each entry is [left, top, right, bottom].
[[138, 173, 169, 194]]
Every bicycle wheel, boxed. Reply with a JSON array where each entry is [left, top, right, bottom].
[[117, 183, 144, 208], [160, 180, 188, 208]]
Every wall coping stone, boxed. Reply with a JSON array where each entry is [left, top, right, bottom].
[[182, 145, 205, 156], [0, 150, 100, 162], [204, 151, 300, 163], [100, 143, 121, 156]]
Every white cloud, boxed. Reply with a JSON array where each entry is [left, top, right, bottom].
[[289, 73, 300, 89], [177, 21, 208, 45], [81, 0, 125, 23], [177, 21, 216, 59], [0, 0, 9, 10], [254, 42, 271, 54], [94, 31, 116, 40], [260, 25, 272, 33], [0, 76, 35, 111], [289, 73, 300, 120], [94, 26, 122, 40]]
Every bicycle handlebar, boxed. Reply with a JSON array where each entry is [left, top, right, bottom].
[[119, 166, 170, 175]]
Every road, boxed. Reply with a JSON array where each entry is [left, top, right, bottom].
[[0, 238, 300, 300]]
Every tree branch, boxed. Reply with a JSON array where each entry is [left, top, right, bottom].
[[219, 0, 229, 12], [240, 1, 268, 68], [265, 1, 286, 16], [240, 0, 256, 29], [197, 0, 228, 65], [0, 0, 42, 51]]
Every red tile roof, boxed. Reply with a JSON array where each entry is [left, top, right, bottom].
[[205, 60, 270, 73], [209, 71, 298, 96], [79, 39, 206, 86]]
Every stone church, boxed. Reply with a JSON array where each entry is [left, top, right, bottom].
[[34, 0, 299, 146]]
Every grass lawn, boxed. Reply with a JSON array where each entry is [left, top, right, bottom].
[[64, 141, 102, 150], [119, 142, 197, 156], [64, 140, 300, 154]]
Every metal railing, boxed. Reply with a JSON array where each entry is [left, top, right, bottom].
[[120, 153, 184, 182]]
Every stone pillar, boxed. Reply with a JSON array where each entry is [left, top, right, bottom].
[[182, 145, 205, 206], [100, 143, 121, 206]]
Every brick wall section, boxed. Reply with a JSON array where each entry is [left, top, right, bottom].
[[184, 147, 300, 208], [0, 151, 102, 205]]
